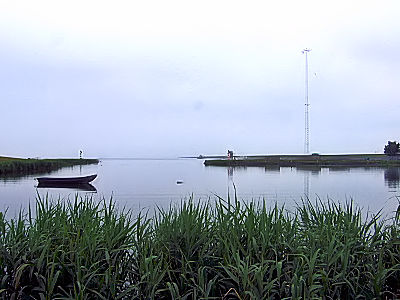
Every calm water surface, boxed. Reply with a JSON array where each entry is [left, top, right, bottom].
[[1, 159, 400, 217]]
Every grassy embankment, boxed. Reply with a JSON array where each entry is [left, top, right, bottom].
[[0, 195, 399, 299], [205, 154, 400, 167], [0, 156, 99, 176]]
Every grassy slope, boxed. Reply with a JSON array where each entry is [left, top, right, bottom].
[[0, 156, 24, 161], [205, 153, 400, 167], [0, 156, 99, 175]]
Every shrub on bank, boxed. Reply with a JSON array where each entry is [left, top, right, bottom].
[[0, 195, 399, 299]]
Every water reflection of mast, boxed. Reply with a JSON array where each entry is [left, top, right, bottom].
[[303, 172, 310, 199], [227, 167, 234, 198]]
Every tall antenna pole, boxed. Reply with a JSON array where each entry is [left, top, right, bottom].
[[302, 48, 311, 154]]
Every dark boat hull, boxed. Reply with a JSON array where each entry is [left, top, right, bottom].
[[36, 174, 97, 184]]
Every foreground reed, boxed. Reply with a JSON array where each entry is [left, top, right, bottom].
[[0, 195, 399, 299]]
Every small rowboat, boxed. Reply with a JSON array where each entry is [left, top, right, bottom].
[[36, 174, 97, 184]]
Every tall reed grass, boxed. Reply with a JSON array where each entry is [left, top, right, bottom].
[[0, 195, 399, 299]]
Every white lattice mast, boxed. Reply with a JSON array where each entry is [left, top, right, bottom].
[[302, 48, 311, 154]]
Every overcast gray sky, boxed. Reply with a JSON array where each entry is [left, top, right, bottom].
[[1, 0, 399, 158]]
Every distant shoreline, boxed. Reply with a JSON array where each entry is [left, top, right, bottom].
[[204, 153, 400, 167], [0, 156, 99, 176], [100, 157, 183, 160]]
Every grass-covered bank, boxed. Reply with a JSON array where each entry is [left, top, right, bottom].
[[204, 154, 400, 167], [1, 196, 399, 299], [0, 156, 99, 176]]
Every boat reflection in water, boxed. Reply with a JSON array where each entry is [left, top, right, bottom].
[[37, 182, 97, 192]]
